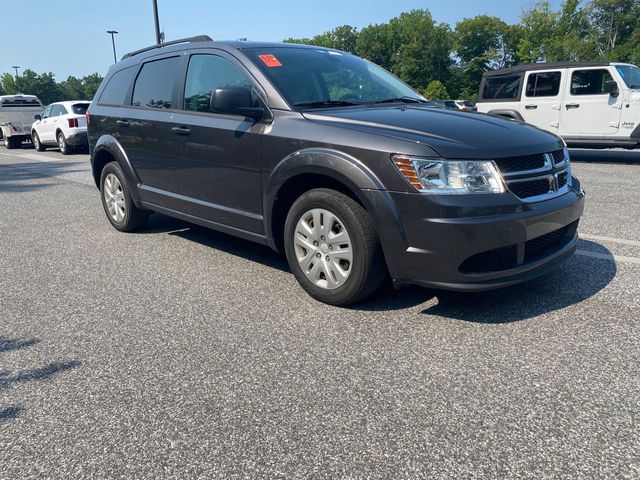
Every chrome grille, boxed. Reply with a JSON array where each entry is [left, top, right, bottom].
[[494, 148, 571, 202]]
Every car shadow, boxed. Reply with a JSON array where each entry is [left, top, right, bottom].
[[142, 214, 290, 273], [569, 148, 640, 164], [142, 215, 616, 319], [0, 161, 86, 193], [0, 336, 81, 423]]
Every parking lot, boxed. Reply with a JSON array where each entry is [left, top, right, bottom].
[[1, 145, 639, 478]]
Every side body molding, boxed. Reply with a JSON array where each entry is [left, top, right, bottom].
[[263, 148, 408, 257], [91, 134, 142, 206]]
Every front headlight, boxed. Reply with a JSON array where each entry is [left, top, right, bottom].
[[392, 155, 505, 194]]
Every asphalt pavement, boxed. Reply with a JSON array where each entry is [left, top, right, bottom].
[[1, 145, 639, 479]]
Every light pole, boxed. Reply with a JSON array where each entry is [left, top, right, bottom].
[[11, 66, 20, 92], [106, 30, 119, 63], [152, 0, 162, 45]]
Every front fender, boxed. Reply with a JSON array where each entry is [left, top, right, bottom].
[[91, 135, 142, 206], [263, 148, 408, 254]]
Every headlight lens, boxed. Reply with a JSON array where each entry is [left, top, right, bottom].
[[392, 155, 505, 194]]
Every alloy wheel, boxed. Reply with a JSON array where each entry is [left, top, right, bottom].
[[103, 173, 126, 223], [293, 208, 353, 289]]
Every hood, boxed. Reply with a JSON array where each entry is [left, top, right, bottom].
[[302, 105, 564, 159]]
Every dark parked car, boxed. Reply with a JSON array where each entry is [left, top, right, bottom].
[[87, 36, 585, 306]]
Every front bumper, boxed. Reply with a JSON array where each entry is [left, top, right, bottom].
[[364, 180, 585, 292]]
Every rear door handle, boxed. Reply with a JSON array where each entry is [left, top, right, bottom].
[[565, 104, 580, 109], [525, 104, 538, 110], [116, 119, 131, 127], [172, 126, 191, 136]]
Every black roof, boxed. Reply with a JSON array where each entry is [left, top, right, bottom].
[[483, 61, 610, 77]]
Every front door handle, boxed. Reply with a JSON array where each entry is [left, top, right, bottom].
[[565, 103, 580, 109], [525, 104, 538, 110], [116, 119, 131, 127], [172, 126, 191, 136]]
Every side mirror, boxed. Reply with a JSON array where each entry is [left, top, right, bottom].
[[210, 87, 265, 122], [604, 80, 619, 97], [34, 114, 41, 120]]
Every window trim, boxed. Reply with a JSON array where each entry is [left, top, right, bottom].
[[569, 68, 614, 96], [524, 70, 562, 98]]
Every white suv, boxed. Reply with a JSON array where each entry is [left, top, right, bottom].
[[31, 101, 90, 154], [476, 62, 640, 149]]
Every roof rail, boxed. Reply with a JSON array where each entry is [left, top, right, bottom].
[[122, 35, 213, 60]]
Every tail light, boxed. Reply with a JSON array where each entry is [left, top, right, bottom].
[[68, 118, 79, 128], [86, 112, 90, 125]]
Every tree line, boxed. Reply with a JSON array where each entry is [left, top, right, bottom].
[[0, 70, 103, 105], [1, 0, 638, 104], [284, 0, 640, 100]]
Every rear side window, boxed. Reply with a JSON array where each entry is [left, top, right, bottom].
[[99, 67, 136, 105], [132, 56, 180, 109], [183, 55, 253, 112], [525, 72, 561, 97], [51, 105, 67, 116], [482, 75, 521, 100], [72, 103, 90, 114], [570, 69, 614, 95]]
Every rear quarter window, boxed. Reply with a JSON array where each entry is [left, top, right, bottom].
[[482, 75, 521, 100], [98, 66, 136, 105], [132, 56, 180, 109]]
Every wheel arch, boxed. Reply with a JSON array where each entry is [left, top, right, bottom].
[[487, 109, 524, 121], [264, 148, 406, 254], [91, 135, 142, 206]]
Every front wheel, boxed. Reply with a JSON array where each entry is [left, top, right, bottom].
[[32, 131, 45, 151], [5, 136, 18, 149], [284, 188, 387, 306]]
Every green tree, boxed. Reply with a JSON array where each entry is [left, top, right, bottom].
[[355, 23, 393, 70], [517, 1, 559, 63], [587, 0, 640, 60], [422, 80, 449, 100], [284, 25, 358, 53], [81, 73, 103, 100], [59, 76, 85, 100], [0, 73, 17, 94]]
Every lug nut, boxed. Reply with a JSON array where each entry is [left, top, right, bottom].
[[316, 253, 321, 258], [326, 256, 330, 261], [320, 235, 325, 241], [313, 241, 318, 246], [329, 245, 333, 250]]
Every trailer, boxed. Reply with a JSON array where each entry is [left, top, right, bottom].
[[0, 94, 43, 149]]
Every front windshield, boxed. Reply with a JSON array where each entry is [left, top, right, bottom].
[[247, 47, 423, 108], [616, 65, 640, 89]]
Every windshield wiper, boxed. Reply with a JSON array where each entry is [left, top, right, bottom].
[[368, 96, 428, 105], [293, 100, 363, 108]]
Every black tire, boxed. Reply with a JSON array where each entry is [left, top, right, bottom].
[[57, 131, 71, 155], [99, 161, 148, 232], [32, 131, 45, 151], [284, 188, 387, 306], [5, 136, 17, 149]]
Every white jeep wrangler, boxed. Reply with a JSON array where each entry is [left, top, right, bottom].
[[476, 62, 640, 149]]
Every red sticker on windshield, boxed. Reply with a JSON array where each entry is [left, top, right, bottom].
[[259, 54, 283, 67]]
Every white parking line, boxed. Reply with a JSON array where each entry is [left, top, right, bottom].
[[580, 233, 640, 247], [575, 250, 640, 265]]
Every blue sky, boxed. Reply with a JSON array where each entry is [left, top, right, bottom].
[[0, 0, 561, 79]]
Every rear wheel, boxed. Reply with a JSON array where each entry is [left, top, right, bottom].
[[32, 131, 45, 151], [100, 162, 148, 232], [284, 188, 386, 306], [5, 136, 18, 149], [57, 132, 71, 155]]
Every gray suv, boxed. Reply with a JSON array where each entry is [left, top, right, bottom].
[[87, 36, 585, 306]]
